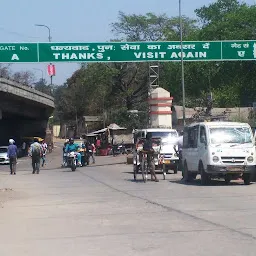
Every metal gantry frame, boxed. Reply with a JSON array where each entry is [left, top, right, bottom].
[[148, 63, 160, 127]]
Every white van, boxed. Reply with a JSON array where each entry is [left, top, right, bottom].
[[133, 128, 179, 170], [182, 122, 256, 185], [133, 128, 178, 144]]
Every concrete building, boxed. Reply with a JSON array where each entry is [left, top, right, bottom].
[[149, 87, 173, 128]]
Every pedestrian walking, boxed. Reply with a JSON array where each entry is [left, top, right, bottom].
[[29, 138, 43, 174], [96, 137, 101, 156], [7, 139, 18, 175], [41, 140, 48, 167], [91, 143, 96, 164], [22, 141, 27, 156]]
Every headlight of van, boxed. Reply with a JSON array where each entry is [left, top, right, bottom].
[[213, 156, 219, 163], [247, 156, 254, 163]]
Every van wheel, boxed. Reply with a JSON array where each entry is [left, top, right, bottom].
[[200, 164, 210, 185], [243, 173, 251, 185], [183, 162, 193, 182]]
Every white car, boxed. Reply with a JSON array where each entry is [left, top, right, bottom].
[[0, 146, 9, 164]]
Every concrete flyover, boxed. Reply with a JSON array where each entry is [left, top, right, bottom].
[[0, 77, 55, 145]]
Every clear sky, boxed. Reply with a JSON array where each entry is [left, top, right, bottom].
[[0, 0, 254, 85]]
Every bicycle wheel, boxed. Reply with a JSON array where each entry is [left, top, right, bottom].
[[133, 164, 137, 181], [141, 158, 146, 183], [145, 160, 148, 182], [162, 164, 166, 180]]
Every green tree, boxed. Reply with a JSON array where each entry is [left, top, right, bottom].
[[195, 0, 242, 26], [195, 1, 256, 107], [12, 70, 35, 86], [34, 78, 53, 96], [0, 64, 11, 78], [112, 11, 198, 41]]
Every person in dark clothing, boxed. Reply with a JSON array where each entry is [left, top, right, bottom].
[[7, 139, 18, 175], [29, 138, 43, 174], [142, 133, 159, 182], [62, 139, 69, 166]]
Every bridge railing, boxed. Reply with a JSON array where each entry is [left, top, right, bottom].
[[0, 77, 55, 108]]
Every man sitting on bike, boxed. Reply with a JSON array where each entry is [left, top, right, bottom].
[[143, 133, 159, 182], [65, 138, 82, 166]]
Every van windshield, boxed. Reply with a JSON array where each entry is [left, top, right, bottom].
[[209, 127, 252, 144], [147, 132, 178, 139]]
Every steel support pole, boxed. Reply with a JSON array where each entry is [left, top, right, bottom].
[[179, 0, 186, 126]]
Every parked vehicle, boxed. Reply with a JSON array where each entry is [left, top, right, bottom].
[[133, 128, 178, 144], [133, 128, 179, 172], [182, 122, 256, 185], [159, 137, 179, 179], [0, 146, 9, 164]]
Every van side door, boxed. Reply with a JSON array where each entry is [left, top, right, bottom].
[[190, 125, 199, 171], [183, 125, 199, 172], [198, 125, 208, 170]]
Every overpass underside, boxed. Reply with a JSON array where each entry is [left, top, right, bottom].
[[0, 112, 48, 146], [0, 78, 54, 146]]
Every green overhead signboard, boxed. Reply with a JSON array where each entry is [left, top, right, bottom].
[[0, 40, 256, 63]]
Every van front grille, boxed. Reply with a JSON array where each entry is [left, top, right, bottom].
[[221, 156, 245, 164]]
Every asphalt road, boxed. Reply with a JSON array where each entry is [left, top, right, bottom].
[[0, 146, 256, 255]]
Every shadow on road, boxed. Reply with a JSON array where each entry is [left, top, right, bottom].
[[125, 179, 148, 183], [85, 162, 126, 167], [169, 178, 247, 186]]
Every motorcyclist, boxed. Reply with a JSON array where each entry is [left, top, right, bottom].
[[65, 138, 82, 166], [84, 140, 91, 164], [79, 143, 87, 166], [62, 139, 69, 166]]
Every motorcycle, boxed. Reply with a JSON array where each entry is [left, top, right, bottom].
[[116, 143, 128, 155], [66, 151, 78, 171], [61, 152, 68, 168]]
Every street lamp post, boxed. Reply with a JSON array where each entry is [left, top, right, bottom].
[[35, 24, 51, 42], [179, 0, 186, 126], [35, 24, 53, 85]]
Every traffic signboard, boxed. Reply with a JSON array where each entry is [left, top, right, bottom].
[[38, 41, 222, 62], [47, 64, 56, 76], [0, 43, 38, 62], [1, 40, 256, 63], [222, 41, 256, 60]]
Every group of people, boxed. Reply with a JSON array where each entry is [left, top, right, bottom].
[[7, 138, 48, 175], [63, 138, 96, 167]]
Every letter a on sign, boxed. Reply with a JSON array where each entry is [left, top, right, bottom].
[[47, 64, 56, 76]]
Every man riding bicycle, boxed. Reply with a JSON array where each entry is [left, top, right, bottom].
[[142, 133, 159, 182]]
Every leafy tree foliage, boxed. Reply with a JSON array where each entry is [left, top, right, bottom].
[[34, 78, 53, 95]]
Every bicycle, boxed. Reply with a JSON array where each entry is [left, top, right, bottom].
[[140, 150, 157, 183], [141, 151, 149, 183]]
